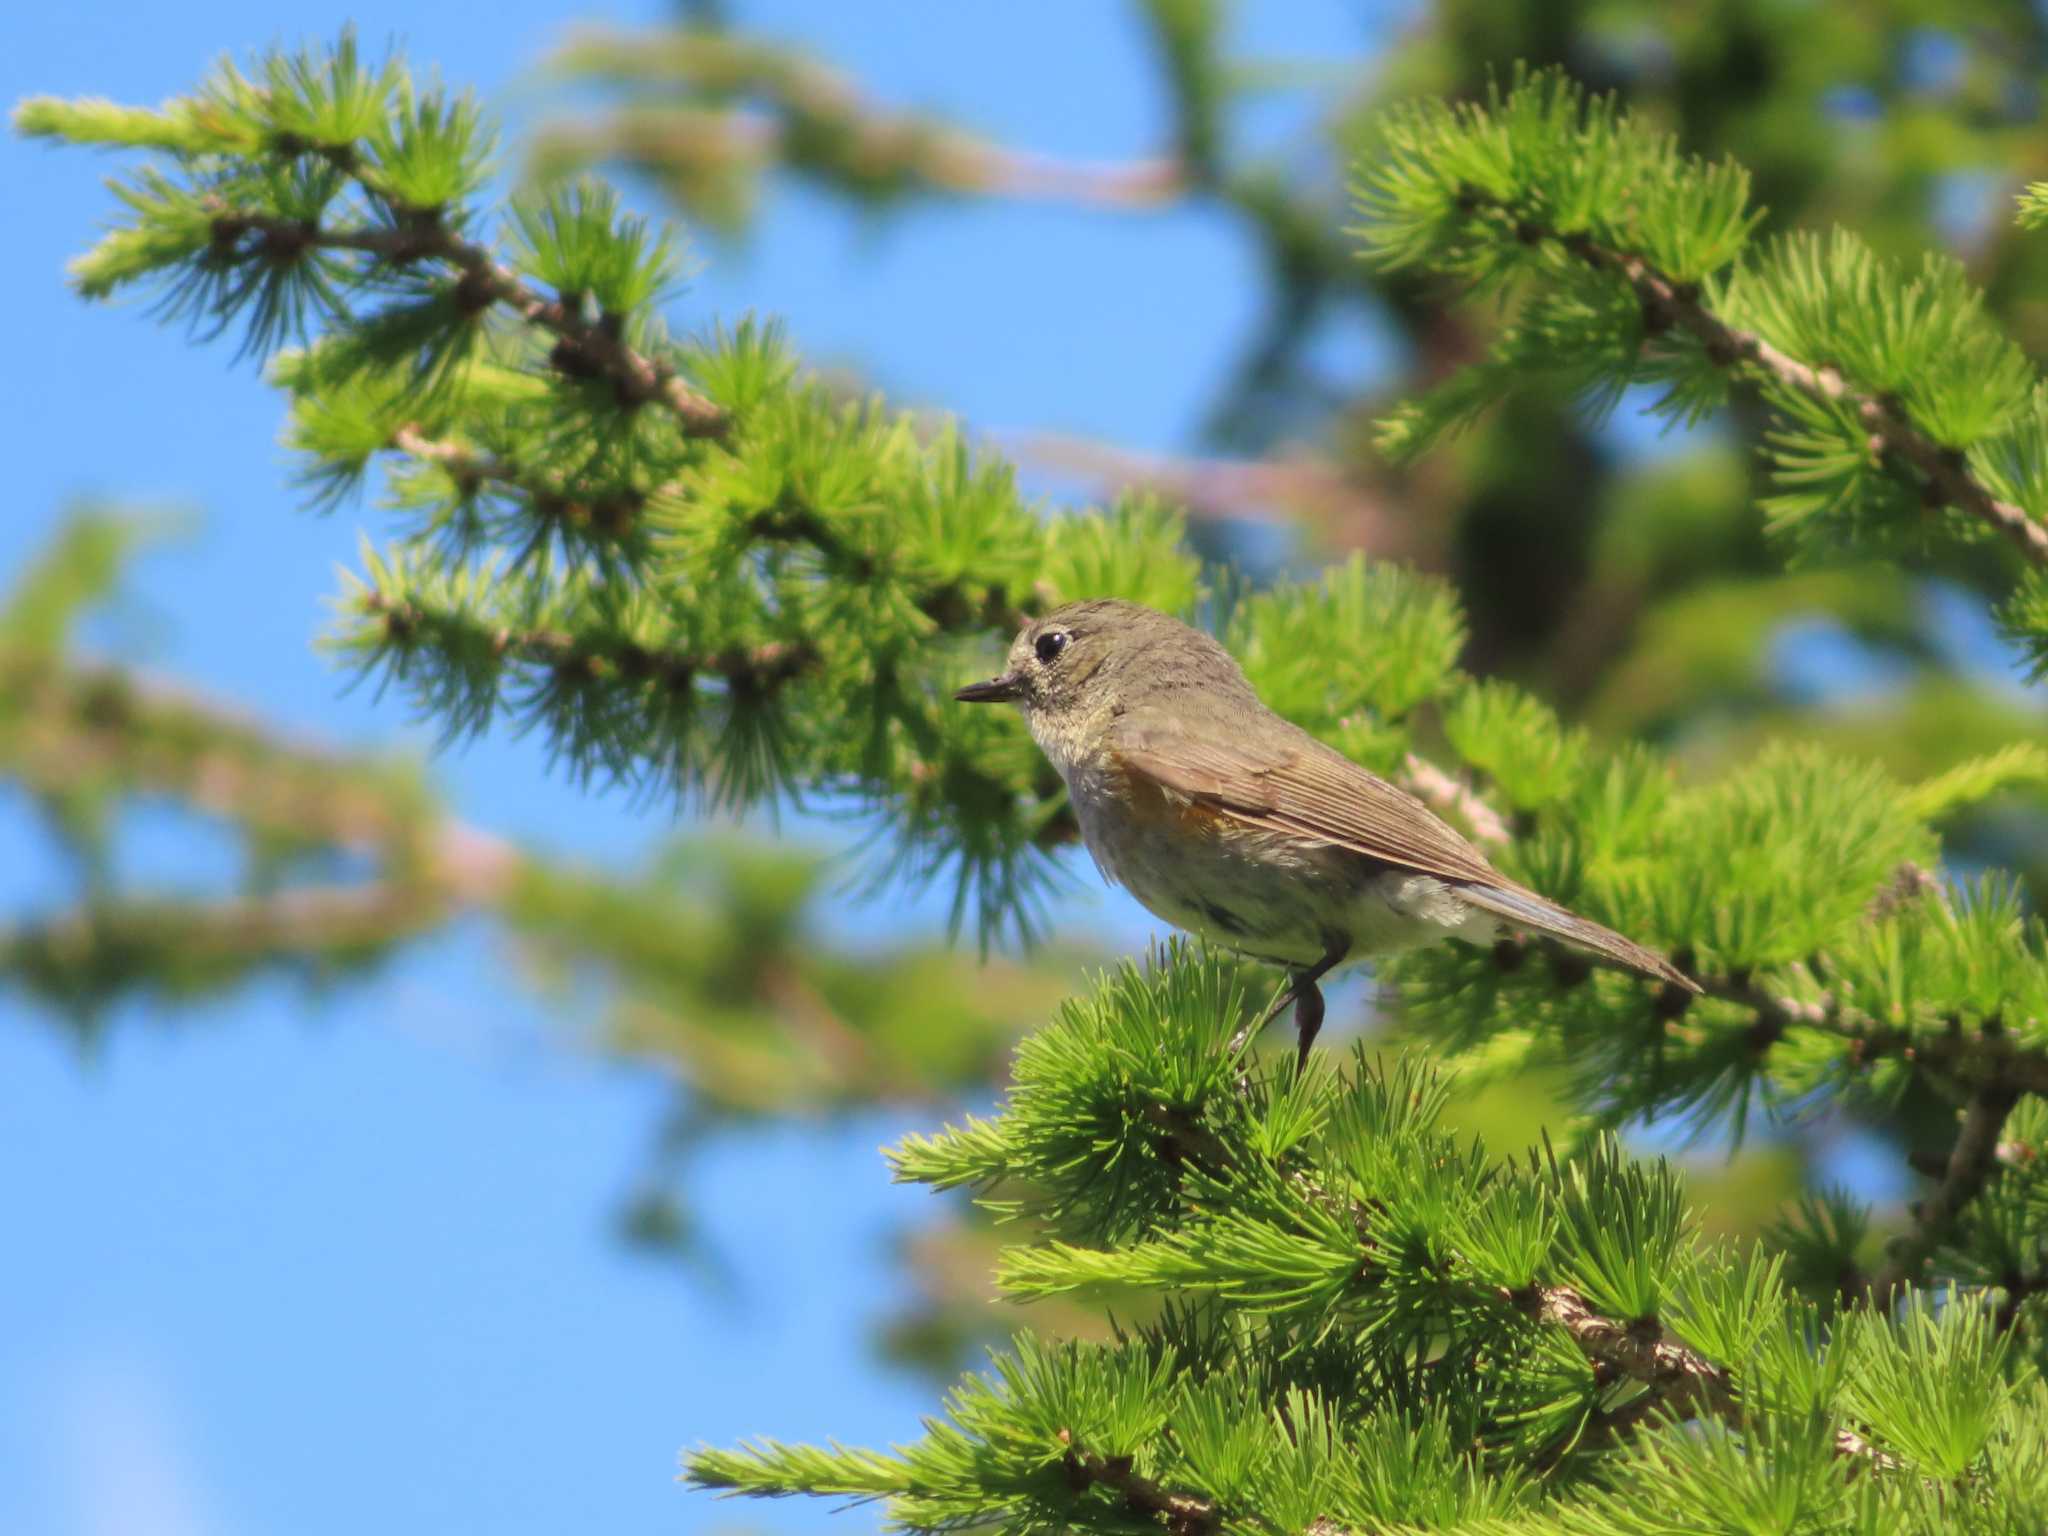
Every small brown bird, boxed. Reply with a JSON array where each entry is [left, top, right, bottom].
[[957, 599, 1696, 1065]]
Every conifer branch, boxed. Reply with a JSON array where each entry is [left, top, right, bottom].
[[1512, 1269, 1879, 1464], [0, 634, 529, 1005], [218, 210, 729, 432], [387, 416, 1049, 626], [1692, 968, 2048, 1097], [383, 426, 668, 557], [389, 424, 657, 545], [1491, 207, 2048, 567], [1130, 1077, 1891, 1469], [350, 585, 1082, 852], [1519, 1282, 1734, 1417], [2, 648, 429, 854], [1513, 1284, 1887, 1465], [389, 424, 522, 488], [3, 646, 529, 891], [1867, 1083, 2023, 1306], [1061, 1439, 1221, 1536], [361, 588, 817, 691], [1840, 1023, 2048, 1095]]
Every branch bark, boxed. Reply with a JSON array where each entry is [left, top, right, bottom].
[[1513, 1284, 1889, 1465], [219, 211, 730, 434], [1017, 433, 1400, 551], [1689, 968, 2048, 1098], [1867, 1083, 2023, 1306], [389, 424, 525, 489], [1397, 752, 1511, 847], [1063, 1438, 1220, 1536], [541, 109, 1187, 211]]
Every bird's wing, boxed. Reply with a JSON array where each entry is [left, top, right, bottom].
[[1107, 706, 1501, 886]]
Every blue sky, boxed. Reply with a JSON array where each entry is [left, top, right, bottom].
[[0, 5, 1410, 1535]]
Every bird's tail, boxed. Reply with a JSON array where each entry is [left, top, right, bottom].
[[1457, 881, 1699, 994]]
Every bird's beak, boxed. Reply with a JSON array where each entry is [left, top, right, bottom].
[[954, 672, 1025, 704]]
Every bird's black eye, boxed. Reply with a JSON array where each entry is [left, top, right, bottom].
[[1034, 630, 1069, 664]]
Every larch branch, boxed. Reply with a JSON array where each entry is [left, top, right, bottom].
[[1141, 1086, 1895, 1470], [1488, 208, 2048, 567], [218, 211, 729, 434]]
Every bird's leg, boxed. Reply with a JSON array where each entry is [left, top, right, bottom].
[[1290, 979, 1326, 1073], [1289, 937, 1348, 1073], [1227, 936, 1349, 1071]]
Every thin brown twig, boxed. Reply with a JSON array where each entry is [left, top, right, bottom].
[[385, 426, 655, 546], [1867, 1084, 2023, 1305], [1689, 968, 2048, 1097], [539, 25, 1190, 214], [548, 109, 1187, 211], [216, 211, 729, 435], [1016, 433, 1400, 548], [1061, 1437, 1220, 1536], [389, 424, 523, 487], [0, 879, 462, 968], [1397, 752, 1511, 847], [929, 140, 1185, 207]]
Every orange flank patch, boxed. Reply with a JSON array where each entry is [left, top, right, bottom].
[[1108, 749, 1232, 836]]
